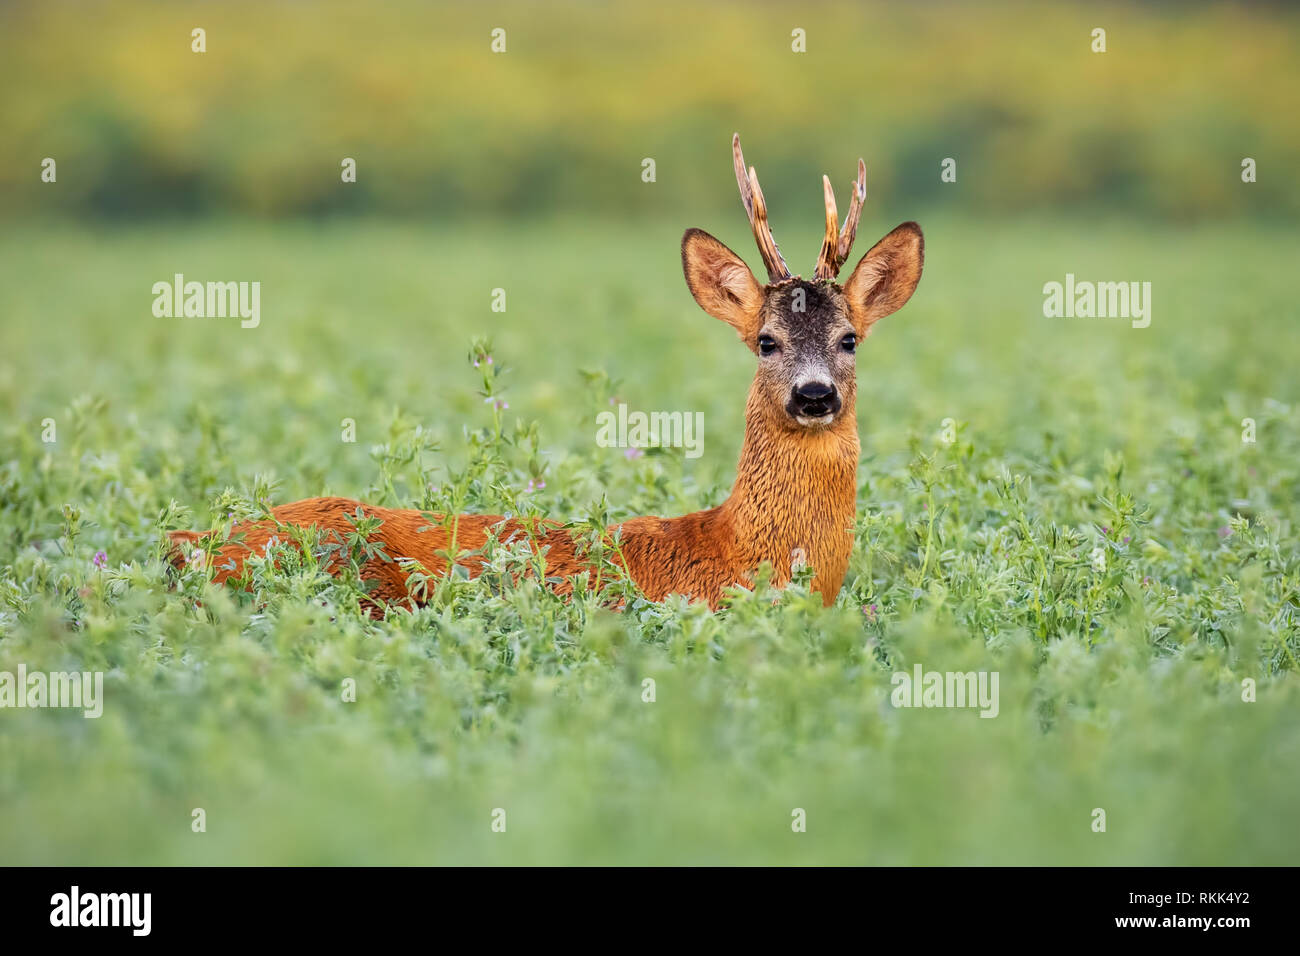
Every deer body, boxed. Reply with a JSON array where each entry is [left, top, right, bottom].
[[169, 385, 860, 610], [169, 135, 921, 615]]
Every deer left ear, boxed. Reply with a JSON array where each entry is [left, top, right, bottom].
[[842, 222, 924, 336], [681, 228, 765, 344]]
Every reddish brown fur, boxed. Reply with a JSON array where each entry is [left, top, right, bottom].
[[167, 390, 861, 613], [169, 143, 923, 616]]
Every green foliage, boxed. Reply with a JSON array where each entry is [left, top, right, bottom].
[[0, 216, 1297, 863]]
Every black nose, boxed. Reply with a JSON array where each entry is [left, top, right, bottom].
[[795, 382, 835, 402], [791, 381, 840, 418]]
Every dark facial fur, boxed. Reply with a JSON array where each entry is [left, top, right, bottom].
[[755, 280, 858, 429]]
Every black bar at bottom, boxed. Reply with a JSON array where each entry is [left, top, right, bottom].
[[0, 866, 1278, 942]]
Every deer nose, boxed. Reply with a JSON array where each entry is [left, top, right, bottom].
[[791, 381, 840, 418]]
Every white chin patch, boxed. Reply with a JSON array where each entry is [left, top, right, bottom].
[[795, 413, 835, 428]]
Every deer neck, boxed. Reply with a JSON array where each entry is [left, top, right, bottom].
[[721, 385, 860, 576]]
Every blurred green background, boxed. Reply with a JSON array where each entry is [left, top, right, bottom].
[[2, 0, 1298, 223], [1, 1, 1299, 866]]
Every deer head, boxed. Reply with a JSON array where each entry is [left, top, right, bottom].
[[682, 134, 923, 431]]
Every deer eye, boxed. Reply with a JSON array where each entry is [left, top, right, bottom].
[[757, 334, 778, 356], [840, 333, 857, 353]]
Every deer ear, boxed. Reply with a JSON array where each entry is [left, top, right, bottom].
[[842, 222, 924, 336], [681, 228, 764, 342]]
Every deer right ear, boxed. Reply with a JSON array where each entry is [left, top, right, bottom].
[[681, 228, 764, 343], [842, 222, 924, 337]]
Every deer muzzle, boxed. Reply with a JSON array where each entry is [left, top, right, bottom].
[[789, 381, 841, 424]]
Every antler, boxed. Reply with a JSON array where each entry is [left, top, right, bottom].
[[732, 133, 791, 282], [814, 158, 867, 280]]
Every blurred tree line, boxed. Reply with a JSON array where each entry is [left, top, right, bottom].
[[2, 0, 1296, 221]]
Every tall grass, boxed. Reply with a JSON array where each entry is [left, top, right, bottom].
[[1, 217, 1297, 863]]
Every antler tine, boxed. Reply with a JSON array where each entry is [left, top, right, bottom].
[[837, 159, 868, 267], [815, 158, 868, 280], [815, 175, 840, 280], [732, 133, 791, 282]]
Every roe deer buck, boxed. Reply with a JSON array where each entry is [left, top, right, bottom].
[[168, 134, 923, 614]]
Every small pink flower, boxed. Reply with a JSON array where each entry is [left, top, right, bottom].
[[1218, 525, 1232, 538], [92, 550, 107, 568], [624, 447, 643, 460]]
